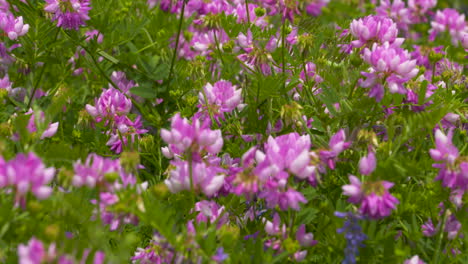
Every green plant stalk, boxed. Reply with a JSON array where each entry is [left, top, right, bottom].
[[27, 28, 60, 110], [166, 0, 187, 90]]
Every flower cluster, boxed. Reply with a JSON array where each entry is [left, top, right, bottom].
[[343, 175, 399, 219], [1, 153, 55, 207], [18, 237, 105, 264], [198, 80, 243, 121], [44, 0, 91, 30], [72, 153, 136, 190], [429, 8, 468, 46], [86, 75, 147, 153], [0, 3, 29, 40], [335, 211, 367, 264], [360, 42, 419, 101], [349, 15, 402, 48], [429, 129, 468, 191], [26, 109, 59, 140], [162, 113, 225, 196]]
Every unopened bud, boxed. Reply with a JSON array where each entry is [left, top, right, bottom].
[[254, 7, 266, 17]]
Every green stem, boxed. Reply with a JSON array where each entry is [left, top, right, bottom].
[[166, 0, 187, 89], [434, 209, 448, 263], [245, 0, 251, 26], [27, 28, 60, 110], [281, 21, 286, 91]]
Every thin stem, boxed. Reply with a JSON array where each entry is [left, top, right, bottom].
[[245, 0, 251, 26], [281, 21, 286, 91], [212, 29, 224, 66], [434, 209, 448, 263], [166, 0, 187, 89], [27, 28, 60, 110]]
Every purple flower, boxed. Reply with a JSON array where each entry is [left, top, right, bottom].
[[306, 0, 330, 16], [264, 213, 286, 236], [198, 80, 243, 118], [72, 153, 136, 190], [429, 8, 468, 46], [360, 42, 419, 101], [0, 12, 29, 40], [358, 151, 376, 175], [261, 133, 315, 180], [165, 160, 225, 197], [110, 71, 138, 95], [131, 234, 177, 264], [408, 0, 436, 23], [343, 176, 399, 219], [335, 211, 367, 264], [342, 175, 363, 204], [44, 0, 91, 30], [444, 213, 461, 240], [25, 109, 59, 140], [259, 184, 307, 211], [376, 0, 412, 31], [404, 255, 426, 264], [160, 113, 223, 159], [296, 224, 318, 247], [212, 247, 228, 263], [18, 238, 45, 264], [421, 218, 437, 237], [106, 115, 147, 154], [319, 129, 351, 170], [194, 200, 228, 227], [235, 3, 268, 28], [4, 153, 55, 206], [86, 87, 132, 123], [349, 15, 402, 48], [92, 192, 138, 231], [429, 129, 468, 190]]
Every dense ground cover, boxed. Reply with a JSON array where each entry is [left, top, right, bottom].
[[0, 0, 467, 263]]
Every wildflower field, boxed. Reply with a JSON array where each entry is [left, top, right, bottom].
[[0, 0, 467, 263]]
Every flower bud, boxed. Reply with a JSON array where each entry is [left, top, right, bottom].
[[254, 7, 266, 17], [120, 151, 140, 174], [429, 50, 443, 64], [45, 224, 60, 241], [104, 172, 120, 183]]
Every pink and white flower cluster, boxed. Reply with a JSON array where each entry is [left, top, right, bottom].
[[0, 153, 55, 207], [86, 73, 147, 153], [342, 151, 399, 219], [18, 237, 105, 264], [44, 0, 91, 30], [429, 129, 468, 191], [161, 113, 226, 197], [360, 42, 419, 101], [0, 1, 29, 40]]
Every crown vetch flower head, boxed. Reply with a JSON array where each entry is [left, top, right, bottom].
[[0, 13, 29, 40], [404, 255, 426, 264], [359, 151, 376, 175], [165, 160, 225, 197], [429, 129, 468, 190], [44, 0, 91, 30], [350, 15, 402, 48], [343, 176, 399, 219], [319, 129, 351, 170], [360, 42, 419, 101], [72, 153, 135, 190], [376, 0, 412, 31], [85, 87, 132, 123], [429, 8, 468, 46], [4, 153, 55, 205], [160, 113, 223, 158], [199, 80, 242, 117], [296, 224, 318, 247]]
